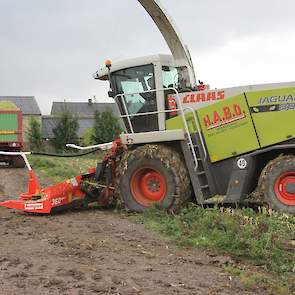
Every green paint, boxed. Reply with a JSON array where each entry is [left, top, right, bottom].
[[165, 111, 196, 133], [166, 94, 260, 162], [166, 87, 295, 163], [0, 113, 18, 142], [246, 87, 295, 147], [196, 94, 259, 162]]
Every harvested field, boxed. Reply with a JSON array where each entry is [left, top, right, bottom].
[[0, 205, 251, 295], [0, 168, 28, 198]]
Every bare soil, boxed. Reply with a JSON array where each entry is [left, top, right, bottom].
[[0, 168, 267, 295]]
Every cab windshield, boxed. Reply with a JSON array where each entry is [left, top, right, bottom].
[[112, 64, 158, 132], [162, 66, 178, 88], [112, 64, 156, 115]]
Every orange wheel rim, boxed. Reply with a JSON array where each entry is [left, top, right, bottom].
[[274, 172, 295, 206], [131, 167, 167, 207]]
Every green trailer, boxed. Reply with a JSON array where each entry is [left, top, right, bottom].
[[0, 101, 24, 167]]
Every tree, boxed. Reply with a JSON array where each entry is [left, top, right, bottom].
[[82, 127, 95, 146], [53, 109, 79, 151], [27, 117, 42, 151], [92, 107, 122, 143]]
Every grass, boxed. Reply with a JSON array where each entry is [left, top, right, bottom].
[[137, 206, 295, 273], [135, 205, 295, 293], [25, 154, 295, 292], [224, 265, 292, 295], [27, 154, 101, 183]]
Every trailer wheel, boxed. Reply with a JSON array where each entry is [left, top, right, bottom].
[[116, 144, 191, 212], [260, 155, 295, 215], [11, 155, 25, 168]]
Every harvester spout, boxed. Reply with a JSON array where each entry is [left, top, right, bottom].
[[137, 0, 196, 86]]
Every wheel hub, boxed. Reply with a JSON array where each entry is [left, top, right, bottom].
[[147, 178, 160, 192], [131, 168, 167, 206], [274, 172, 295, 206], [285, 183, 295, 194]]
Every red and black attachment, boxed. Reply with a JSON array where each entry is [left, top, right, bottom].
[[0, 139, 124, 214]]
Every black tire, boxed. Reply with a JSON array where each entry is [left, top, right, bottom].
[[259, 155, 295, 215], [116, 144, 192, 212], [11, 155, 26, 168]]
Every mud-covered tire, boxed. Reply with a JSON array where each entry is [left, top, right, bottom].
[[259, 155, 295, 215], [116, 144, 192, 212]]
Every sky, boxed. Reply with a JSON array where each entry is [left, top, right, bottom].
[[0, 0, 295, 114]]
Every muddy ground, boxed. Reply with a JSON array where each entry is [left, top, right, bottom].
[[0, 169, 269, 295]]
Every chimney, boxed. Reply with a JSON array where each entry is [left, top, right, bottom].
[[88, 98, 93, 105]]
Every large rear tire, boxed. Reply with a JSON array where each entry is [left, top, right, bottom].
[[116, 144, 192, 212], [260, 155, 295, 215]]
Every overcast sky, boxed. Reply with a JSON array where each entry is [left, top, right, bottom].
[[1, 0, 295, 114]]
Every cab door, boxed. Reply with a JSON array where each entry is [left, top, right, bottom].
[[112, 64, 159, 133]]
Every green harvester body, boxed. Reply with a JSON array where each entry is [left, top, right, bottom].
[[166, 87, 295, 162]]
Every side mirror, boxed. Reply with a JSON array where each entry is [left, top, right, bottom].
[[108, 90, 115, 98]]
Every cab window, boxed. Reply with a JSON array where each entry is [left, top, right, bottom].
[[112, 64, 156, 115], [162, 66, 178, 88], [112, 64, 158, 132]]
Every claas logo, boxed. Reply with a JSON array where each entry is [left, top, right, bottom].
[[203, 104, 246, 130], [183, 91, 225, 103]]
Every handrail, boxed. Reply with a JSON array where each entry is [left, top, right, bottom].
[[119, 108, 182, 117], [114, 87, 205, 169], [183, 106, 207, 161], [115, 87, 178, 133], [116, 93, 134, 133]]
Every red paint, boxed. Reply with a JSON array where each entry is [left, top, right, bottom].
[[274, 172, 295, 206], [233, 104, 242, 116], [0, 171, 88, 214], [167, 96, 177, 116], [182, 91, 225, 104], [213, 111, 222, 124], [131, 167, 167, 206], [203, 115, 211, 127], [202, 103, 246, 130], [0, 139, 126, 214], [21, 170, 41, 200], [207, 91, 216, 101], [183, 95, 190, 103], [17, 111, 22, 147], [223, 106, 231, 119]]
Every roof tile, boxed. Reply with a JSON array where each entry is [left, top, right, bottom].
[[0, 96, 41, 115], [51, 101, 119, 116]]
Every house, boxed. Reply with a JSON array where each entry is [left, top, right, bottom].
[[42, 100, 121, 140], [0, 96, 41, 143]]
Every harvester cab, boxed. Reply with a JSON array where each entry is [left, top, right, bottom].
[[93, 54, 194, 133]]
